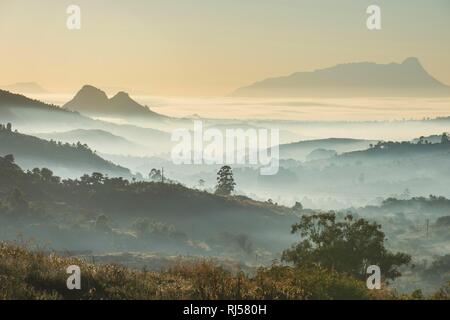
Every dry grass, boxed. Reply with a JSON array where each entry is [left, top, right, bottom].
[[0, 241, 445, 300]]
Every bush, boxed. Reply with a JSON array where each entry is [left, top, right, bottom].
[[0, 242, 392, 300]]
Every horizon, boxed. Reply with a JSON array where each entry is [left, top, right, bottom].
[[1, 0, 449, 96]]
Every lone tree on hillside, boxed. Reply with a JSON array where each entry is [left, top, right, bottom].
[[282, 212, 411, 281], [215, 165, 236, 196], [149, 168, 162, 182], [441, 132, 449, 144]]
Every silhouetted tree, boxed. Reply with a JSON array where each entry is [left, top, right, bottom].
[[149, 168, 162, 182], [215, 165, 236, 196], [292, 201, 303, 212], [441, 132, 449, 144]]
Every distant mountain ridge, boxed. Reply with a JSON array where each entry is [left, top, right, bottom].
[[0, 89, 172, 154], [1, 82, 48, 94], [64, 85, 167, 119], [0, 127, 131, 178], [232, 57, 450, 97], [35, 129, 145, 155], [277, 138, 377, 160]]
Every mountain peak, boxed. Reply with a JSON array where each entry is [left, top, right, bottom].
[[64, 85, 167, 119], [402, 57, 422, 67], [111, 91, 131, 101], [77, 85, 108, 99]]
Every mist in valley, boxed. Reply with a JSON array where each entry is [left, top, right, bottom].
[[1, 87, 450, 294]]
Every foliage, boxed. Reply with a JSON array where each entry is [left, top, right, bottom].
[[0, 242, 390, 300], [215, 166, 236, 196], [282, 213, 411, 281]]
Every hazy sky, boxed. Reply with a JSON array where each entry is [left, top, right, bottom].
[[1, 0, 449, 96]]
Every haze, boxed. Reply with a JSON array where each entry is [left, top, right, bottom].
[[1, 0, 449, 96]]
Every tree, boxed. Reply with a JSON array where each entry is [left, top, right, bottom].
[[441, 132, 449, 144], [198, 179, 206, 188], [40, 168, 54, 183], [292, 201, 303, 212], [91, 172, 105, 185], [282, 212, 411, 281], [149, 168, 162, 182], [6, 122, 12, 132], [4, 154, 14, 163], [215, 165, 236, 196]]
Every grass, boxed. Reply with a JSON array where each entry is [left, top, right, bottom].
[[0, 241, 448, 300]]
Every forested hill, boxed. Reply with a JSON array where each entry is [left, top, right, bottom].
[[338, 137, 450, 161], [0, 154, 296, 255], [0, 126, 130, 178]]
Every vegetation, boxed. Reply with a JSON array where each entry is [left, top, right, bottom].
[[1, 241, 448, 300], [282, 213, 411, 281], [215, 165, 236, 196], [0, 241, 391, 300], [0, 154, 448, 300], [0, 126, 130, 177]]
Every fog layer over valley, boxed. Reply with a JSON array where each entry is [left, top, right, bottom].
[[1, 86, 449, 294]]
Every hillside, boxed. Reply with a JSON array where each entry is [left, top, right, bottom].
[[64, 85, 167, 119], [0, 89, 75, 117], [0, 126, 131, 178], [0, 155, 296, 257], [0, 89, 171, 153], [0, 241, 397, 300], [35, 129, 145, 156], [278, 138, 376, 160], [232, 57, 450, 97], [0, 82, 48, 94], [338, 139, 450, 162]]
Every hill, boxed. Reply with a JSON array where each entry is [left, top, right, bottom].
[[0, 126, 131, 178], [278, 138, 376, 160], [0, 155, 296, 257], [63, 85, 167, 119], [35, 129, 145, 156], [231, 57, 450, 97], [338, 139, 450, 162], [0, 82, 48, 94], [0, 89, 171, 154], [0, 241, 393, 300]]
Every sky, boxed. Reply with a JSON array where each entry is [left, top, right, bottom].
[[0, 0, 449, 96]]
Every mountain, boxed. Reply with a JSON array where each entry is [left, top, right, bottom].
[[337, 140, 450, 162], [35, 129, 145, 155], [0, 154, 297, 257], [0, 89, 82, 124], [231, 57, 450, 97], [278, 138, 377, 160], [0, 126, 131, 178], [0, 89, 172, 154], [63, 85, 167, 119], [1, 82, 49, 94]]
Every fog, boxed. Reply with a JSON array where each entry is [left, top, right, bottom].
[[1, 91, 450, 293]]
